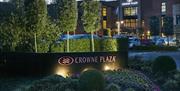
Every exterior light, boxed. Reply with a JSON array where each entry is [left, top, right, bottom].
[[116, 21, 120, 25], [55, 66, 69, 78], [82, 67, 93, 72], [103, 64, 119, 71], [120, 21, 124, 24], [104, 65, 111, 71], [147, 31, 150, 35]]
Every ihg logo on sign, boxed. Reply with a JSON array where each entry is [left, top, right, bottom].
[[58, 55, 117, 66], [58, 56, 74, 65]]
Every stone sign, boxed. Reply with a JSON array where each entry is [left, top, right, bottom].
[[0, 52, 128, 76]]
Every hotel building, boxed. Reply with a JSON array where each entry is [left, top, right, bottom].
[[101, 0, 180, 38]]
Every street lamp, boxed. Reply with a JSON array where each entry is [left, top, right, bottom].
[[116, 20, 124, 35], [147, 30, 151, 39], [116, 21, 120, 35]]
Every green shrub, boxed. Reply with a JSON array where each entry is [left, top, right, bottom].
[[105, 83, 121, 91], [69, 39, 91, 52], [161, 71, 180, 91], [128, 57, 153, 76], [104, 70, 156, 90], [50, 42, 65, 52], [152, 56, 177, 74], [101, 38, 117, 52], [124, 88, 136, 91], [79, 69, 105, 91], [50, 38, 128, 52], [24, 75, 78, 91]]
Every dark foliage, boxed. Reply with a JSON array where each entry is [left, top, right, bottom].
[[79, 69, 105, 91], [152, 56, 177, 74]]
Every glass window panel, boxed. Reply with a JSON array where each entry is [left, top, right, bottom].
[[123, 7, 138, 16], [102, 8, 107, 16], [124, 19, 137, 28], [103, 20, 107, 29], [161, 2, 166, 13]]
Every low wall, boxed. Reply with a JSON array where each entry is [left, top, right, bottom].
[[0, 52, 128, 76]]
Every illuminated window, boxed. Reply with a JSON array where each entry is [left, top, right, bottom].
[[161, 2, 166, 14], [103, 20, 107, 29], [102, 7, 107, 16], [123, 7, 138, 16], [124, 19, 137, 28]]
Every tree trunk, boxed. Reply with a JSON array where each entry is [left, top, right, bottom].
[[34, 33, 37, 53], [91, 31, 94, 52], [67, 31, 70, 52]]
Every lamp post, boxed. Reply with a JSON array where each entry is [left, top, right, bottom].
[[117, 21, 120, 35], [116, 20, 124, 35], [117, 0, 122, 35]]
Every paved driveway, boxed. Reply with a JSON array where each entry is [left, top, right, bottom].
[[129, 51, 180, 70]]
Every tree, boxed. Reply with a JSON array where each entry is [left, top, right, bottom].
[[0, 0, 25, 52], [24, 0, 48, 52], [57, 0, 77, 52], [0, 14, 24, 52], [163, 16, 174, 46], [149, 16, 160, 36], [40, 19, 60, 53], [81, 0, 101, 52]]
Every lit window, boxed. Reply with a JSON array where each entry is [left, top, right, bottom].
[[123, 7, 138, 16], [102, 7, 107, 16], [103, 20, 107, 29], [124, 19, 137, 28], [161, 2, 166, 14]]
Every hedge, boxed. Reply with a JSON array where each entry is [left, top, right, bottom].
[[50, 38, 128, 52], [79, 69, 105, 91], [152, 56, 177, 74]]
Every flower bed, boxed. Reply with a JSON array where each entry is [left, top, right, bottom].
[[15, 69, 158, 91]]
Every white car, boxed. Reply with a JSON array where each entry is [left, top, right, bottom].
[[59, 34, 99, 41], [129, 38, 141, 48], [113, 34, 127, 38], [155, 38, 166, 46], [164, 38, 177, 46], [155, 37, 177, 46]]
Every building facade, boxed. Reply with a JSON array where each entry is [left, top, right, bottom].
[[173, 4, 180, 46], [101, 0, 180, 37]]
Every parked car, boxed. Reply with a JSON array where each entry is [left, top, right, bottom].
[[141, 39, 154, 46], [155, 37, 177, 46], [59, 34, 100, 41], [164, 38, 177, 46], [112, 34, 127, 38], [151, 36, 161, 44], [59, 34, 74, 41], [155, 38, 166, 46], [129, 37, 141, 48]]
